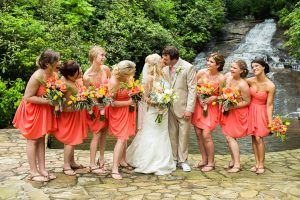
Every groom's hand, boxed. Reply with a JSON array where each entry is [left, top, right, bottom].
[[183, 111, 192, 121]]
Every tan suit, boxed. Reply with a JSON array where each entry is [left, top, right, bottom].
[[164, 58, 197, 163]]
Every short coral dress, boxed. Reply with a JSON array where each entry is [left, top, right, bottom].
[[13, 84, 57, 139], [248, 87, 270, 137], [55, 81, 88, 145], [108, 89, 136, 140], [220, 94, 248, 138], [192, 82, 219, 131]]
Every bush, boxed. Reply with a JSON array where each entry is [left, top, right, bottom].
[[0, 78, 25, 128]]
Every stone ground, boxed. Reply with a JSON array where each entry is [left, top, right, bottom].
[[0, 129, 300, 200]]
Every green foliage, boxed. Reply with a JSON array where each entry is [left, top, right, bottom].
[[279, 2, 300, 59], [0, 78, 25, 128]]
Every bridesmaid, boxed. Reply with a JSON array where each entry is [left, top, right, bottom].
[[220, 60, 250, 173], [13, 49, 60, 181], [191, 52, 225, 172], [108, 60, 136, 180], [55, 60, 88, 176], [83, 46, 111, 175], [247, 58, 275, 174]]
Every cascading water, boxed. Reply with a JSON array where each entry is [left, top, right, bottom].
[[193, 19, 300, 118]]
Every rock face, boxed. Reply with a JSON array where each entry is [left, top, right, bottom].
[[207, 20, 260, 57]]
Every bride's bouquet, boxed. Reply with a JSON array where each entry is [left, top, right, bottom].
[[218, 87, 241, 115], [268, 116, 290, 142], [149, 83, 177, 123], [67, 85, 96, 119], [40, 77, 67, 117], [196, 83, 217, 116]]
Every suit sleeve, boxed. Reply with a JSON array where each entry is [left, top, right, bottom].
[[185, 65, 197, 113]]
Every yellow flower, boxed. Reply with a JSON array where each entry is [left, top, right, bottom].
[[84, 92, 89, 97], [58, 91, 63, 97], [283, 127, 287, 132], [67, 101, 73, 105], [53, 95, 58, 100], [70, 95, 76, 102], [46, 89, 50, 93], [212, 102, 216, 106], [89, 93, 95, 98], [285, 122, 290, 126], [140, 85, 144, 93], [99, 88, 106, 96]]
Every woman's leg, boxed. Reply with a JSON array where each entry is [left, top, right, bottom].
[[226, 136, 241, 172], [251, 136, 259, 171], [98, 128, 107, 168], [194, 126, 207, 167], [201, 129, 215, 172], [112, 139, 126, 179], [255, 136, 265, 173], [90, 133, 101, 166], [63, 144, 76, 176]]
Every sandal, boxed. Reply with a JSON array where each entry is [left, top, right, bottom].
[[42, 171, 56, 180], [27, 174, 49, 182], [223, 162, 234, 169], [63, 168, 76, 176], [256, 168, 265, 175], [193, 161, 207, 169], [201, 165, 215, 172], [111, 172, 123, 180], [227, 166, 242, 173], [97, 159, 108, 171], [250, 166, 258, 172], [70, 164, 84, 170], [89, 166, 108, 175], [119, 163, 135, 171]]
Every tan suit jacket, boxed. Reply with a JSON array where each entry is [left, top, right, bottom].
[[164, 58, 197, 116], [164, 58, 197, 162]]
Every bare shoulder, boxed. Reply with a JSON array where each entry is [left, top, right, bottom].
[[267, 79, 276, 90], [197, 69, 207, 76], [240, 78, 250, 89], [246, 77, 255, 84]]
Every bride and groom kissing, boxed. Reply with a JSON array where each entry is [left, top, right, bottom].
[[126, 46, 197, 175]]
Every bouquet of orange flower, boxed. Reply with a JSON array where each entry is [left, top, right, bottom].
[[218, 87, 241, 115], [121, 77, 144, 112], [196, 83, 217, 116], [67, 86, 96, 119], [268, 116, 290, 142], [149, 82, 177, 123], [40, 77, 67, 117], [91, 80, 113, 121]]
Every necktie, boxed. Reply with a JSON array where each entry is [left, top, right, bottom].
[[170, 66, 175, 82]]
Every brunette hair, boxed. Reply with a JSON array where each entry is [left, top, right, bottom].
[[234, 59, 248, 78], [162, 46, 179, 60], [36, 49, 60, 69], [88, 46, 105, 64], [251, 57, 270, 74], [60, 60, 80, 79], [208, 52, 225, 72]]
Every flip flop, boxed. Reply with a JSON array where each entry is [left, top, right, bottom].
[[27, 174, 49, 182], [201, 165, 215, 172], [89, 166, 108, 175], [193, 161, 207, 169], [227, 166, 242, 173], [70, 164, 84, 170], [63, 168, 76, 176], [111, 172, 123, 180], [119, 163, 135, 171]]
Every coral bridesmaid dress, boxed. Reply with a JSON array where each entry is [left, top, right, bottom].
[[192, 82, 219, 131], [13, 84, 57, 139], [108, 89, 136, 140], [248, 87, 270, 137], [55, 81, 88, 145], [220, 100, 248, 138]]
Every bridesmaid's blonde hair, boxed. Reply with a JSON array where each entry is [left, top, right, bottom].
[[89, 46, 105, 64], [147, 54, 168, 81], [112, 60, 136, 80]]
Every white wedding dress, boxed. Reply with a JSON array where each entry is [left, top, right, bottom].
[[126, 78, 176, 175]]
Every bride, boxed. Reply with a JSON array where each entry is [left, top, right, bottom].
[[126, 53, 176, 175]]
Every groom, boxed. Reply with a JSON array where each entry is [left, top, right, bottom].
[[162, 46, 197, 172]]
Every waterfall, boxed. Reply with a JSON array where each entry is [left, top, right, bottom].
[[193, 19, 300, 118]]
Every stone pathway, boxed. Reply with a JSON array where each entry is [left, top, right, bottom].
[[0, 129, 300, 200]]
